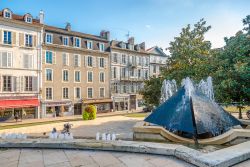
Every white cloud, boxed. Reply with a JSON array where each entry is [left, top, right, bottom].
[[145, 25, 152, 29]]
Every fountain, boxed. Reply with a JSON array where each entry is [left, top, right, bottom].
[[133, 77, 250, 145]]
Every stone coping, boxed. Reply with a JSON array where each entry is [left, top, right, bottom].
[[133, 122, 250, 145], [0, 138, 250, 167]]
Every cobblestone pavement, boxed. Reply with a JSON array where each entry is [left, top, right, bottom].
[[0, 149, 194, 167]]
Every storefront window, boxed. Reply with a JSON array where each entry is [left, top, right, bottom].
[[96, 103, 110, 112], [46, 107, 53, 114], [138, 99, 144, 107]]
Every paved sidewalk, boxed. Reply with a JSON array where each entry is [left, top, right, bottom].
[[0, 111, 139, 127], [0, 148, 193, 167]]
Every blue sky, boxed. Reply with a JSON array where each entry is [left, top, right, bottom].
[[0, 0, 249, 52]]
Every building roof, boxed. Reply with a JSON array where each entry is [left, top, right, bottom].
[[110, 40, 148, 54], [147, 46, 168, 57]]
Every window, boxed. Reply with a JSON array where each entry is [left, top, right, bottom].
[[87, 41, 93, 49], [46, 33, 53, 44], [25, 76, 33, 91], [130, 69, 135, 77], [75, 71, 81, 82], [26, 16, 32, 23], [138, 69, 141, 78], [4, 10, 11, 19], [63, 88, 69, 99], [75, 87, 81, 99], [153, 65, 157, 73], [99, 72, 105, 83], [145, 57, 149, 66], [3, 76, 12, 92], [63, 36, 69, 46], [46, 69, 53, 81], [99, 57, 104, 68], [122, 54, 126, 64], [3, 31, 12, 44], [87, 87, 93, 98], [87, 71, 93, 82], [63, 70, 69, 82], [0, 52, 12, 67], [99, 43, 105, 52], [113, 83, 118, 93], [87, 56, 93, 67], [112, 53, 118, 63], [138, 57, 142, 66], [145, 70, 149, 79], [46, 88, 52, 100], [74, 54, 80, 67], [46, 51, 53, 64], [113, 67, 117, 79], [100, 88, 105, 98], [121, 67, 126, 78], [74, 37, 80, 47], [25, 34, 33, 47], [62, 53, 69, 66], [23, 54, 33, 69]]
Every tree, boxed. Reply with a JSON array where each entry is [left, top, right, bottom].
[[141, 19, 213, 107], [212, 15, 250, 105], [161, 18, 213, 85], [140, 76, 162, 107]]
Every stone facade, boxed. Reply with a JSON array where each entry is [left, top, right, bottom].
[[110, 38, 150, 111], [0, 8, 43, 119], [147, 46, 168, 77], [41, 25, 112, 117]]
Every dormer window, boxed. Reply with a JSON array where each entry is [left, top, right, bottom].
[[46, 33, 53, 44], [87, 41, 93, 49], [3, 9, 12, 19], [25, 16, 32, 23], [99, 43, 105, 52], [121, 42, 126, 49], [74, 37, 81, 48], [63, 36, 69, 46]]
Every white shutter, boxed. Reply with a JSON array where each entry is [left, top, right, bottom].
[[32, 76, 38, 91], [30, 54, 33, 69], [11, 76, 16, 92], [97, 57, 100, 67], [85, 56, 88, 67], [78, 55, 81, 67], [111, 67, 114, 79], [53, 52, 56, 64], [16, 76, 20, 92], [92, 56, 96, 67], [8, 52, 12, 67], [104, 58, 108, 68], [117, 67, 120, 79], [20, 76, 24, 92]]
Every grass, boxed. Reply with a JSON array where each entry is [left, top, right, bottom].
[[223, 106, 250, 113], [125, 112, 149, 118]]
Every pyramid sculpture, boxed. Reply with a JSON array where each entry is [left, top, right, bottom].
[[144, 77, 241, 138]]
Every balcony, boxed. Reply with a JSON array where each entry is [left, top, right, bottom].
[[25, 44, 33, 48]]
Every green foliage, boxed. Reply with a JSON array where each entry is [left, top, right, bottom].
[[82, 105, 97, 120], [142, 16, 250, 107], [162, 18, 213, 85], [140, 76, 162, 107]]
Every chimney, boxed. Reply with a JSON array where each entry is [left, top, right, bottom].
[[39, 10, 44, 24], [140, 42, 145, 51], [100, 30, 110, 41], [65, 22, 71, 31], [128, 37, 134, 45]]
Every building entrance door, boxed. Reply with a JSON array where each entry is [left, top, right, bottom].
[[74, 104, 82, 115], [55, 106, 60, 117], [130, 95, 136, 110]]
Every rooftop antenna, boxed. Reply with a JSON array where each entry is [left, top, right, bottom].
[[125, 31, 130, 40]]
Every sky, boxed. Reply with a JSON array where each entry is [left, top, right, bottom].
[[0, 0, 249, 52]]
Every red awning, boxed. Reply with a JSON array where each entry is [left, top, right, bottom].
[[0, 99, 39, 109]]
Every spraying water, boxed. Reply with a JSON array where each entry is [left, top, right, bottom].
[[160, 79, 177, 103]]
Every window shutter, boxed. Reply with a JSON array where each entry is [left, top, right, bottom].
[[32, 76, 38, 91], [117, 54, 120, 64], [23, 54, 28, 68], [0, 74, 2, 92], [92, 57, 96, 67], [12, 32, 16, 45], [117, 67, 120, 79], [111, 67, 114, 79], [16, 76, 20, 92], [7, 52, 12, 67], [19, 33, 24, 46], [20, 76, 24, 92], [11, 76, 17, 92], [42, 51, 45, 64], [33, 35, 37, 47], [30, 55, 33, 69], [78, 55, 81, 67], [0, 29, 2, 44], [53, 52, 56, 64]]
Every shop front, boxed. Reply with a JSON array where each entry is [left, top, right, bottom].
[[0, 97, 39, 121], [83, 98, 112, 113], [41, 100, 73, 118], [112, 96, 130, 112]]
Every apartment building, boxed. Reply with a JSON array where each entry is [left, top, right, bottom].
[[0, 8, 43, 120], [41, 22, 112, 117], [147, 46, 168, 77], [110, 37, 150, 112]]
